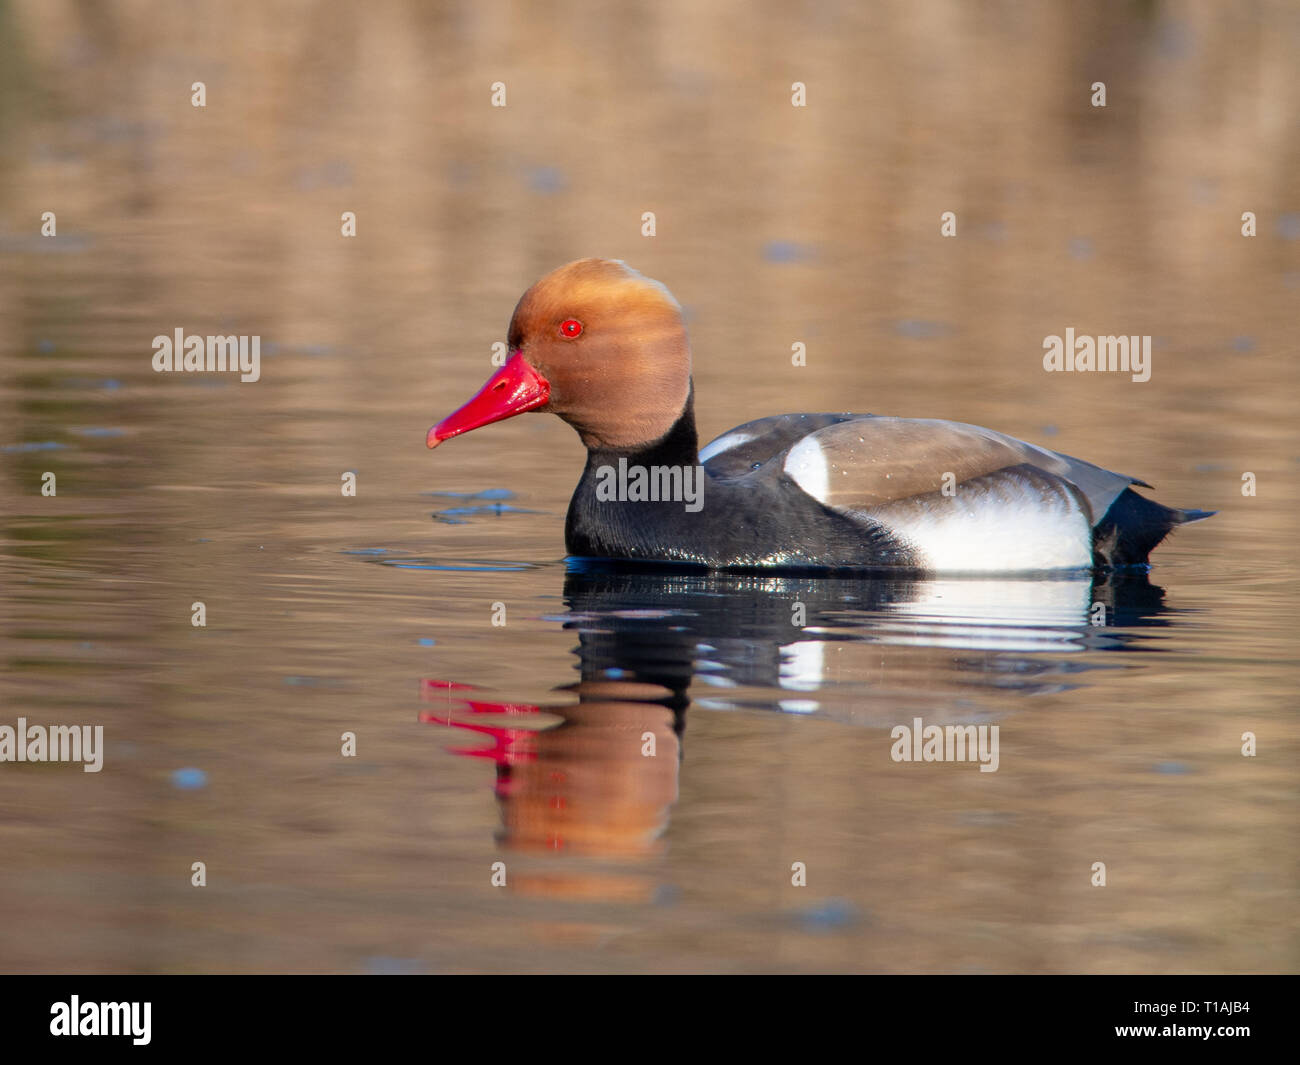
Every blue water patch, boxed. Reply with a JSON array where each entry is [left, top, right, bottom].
[[55, 377, 122, 390], [2, 441, 68, 452], [373, 558, 536, 572], [1276, 213, 1300, 241], [794, 898, 860, 931], [763, 240, 816, 264], [525, 166, 566, 194], [653, 883, 682, 906], [416, 638, 436, 647], [58, 378, 124, 390], [69, 427, 125, 437], [1155, 18, 1195, 60], [432, 503, 538, 524], [893, 319, 950, 340], [1231, 336, 1256, 352], [1154, 762, 1192, 775], [446, 161, 475, 188], [57, 377, 122, 390], [342, 548, 391, 555], [171, 768, 208, 790], [364, 956, 426, 975], [424, 489, 515, 501], [37, 339, 55, 354]]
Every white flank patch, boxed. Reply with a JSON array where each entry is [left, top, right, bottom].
[[782, 435, 829, 501], [879, 478, 1092, 572], [698, 430, 754, 464], [784, 431, 1093, 572]]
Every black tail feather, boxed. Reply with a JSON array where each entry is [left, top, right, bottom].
[[1093, 488, 1214, 568]]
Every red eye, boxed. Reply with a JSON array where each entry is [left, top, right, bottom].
[[559, 319, 583, 338]]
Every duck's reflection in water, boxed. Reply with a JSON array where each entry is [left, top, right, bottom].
[[420, 563, 1174, 899]]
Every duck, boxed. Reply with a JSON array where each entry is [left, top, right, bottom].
[[426, 258, 1212, 573]]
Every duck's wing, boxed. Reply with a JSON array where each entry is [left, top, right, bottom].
[[700, 413, 863, 480], [780, 416, 1146, 526]]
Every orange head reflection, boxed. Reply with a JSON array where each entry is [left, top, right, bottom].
[[419, 677, 681, 900]]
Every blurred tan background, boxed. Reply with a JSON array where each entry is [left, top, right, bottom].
[[2, 0, 1297, 438]]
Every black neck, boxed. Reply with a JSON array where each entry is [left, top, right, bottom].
[[565, 385, 704, 561]]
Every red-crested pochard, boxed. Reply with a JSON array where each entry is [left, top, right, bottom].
[[426, 259, 1211, 572]]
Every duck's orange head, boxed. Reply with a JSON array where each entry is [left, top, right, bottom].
[[427, 258, 692, 452]]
